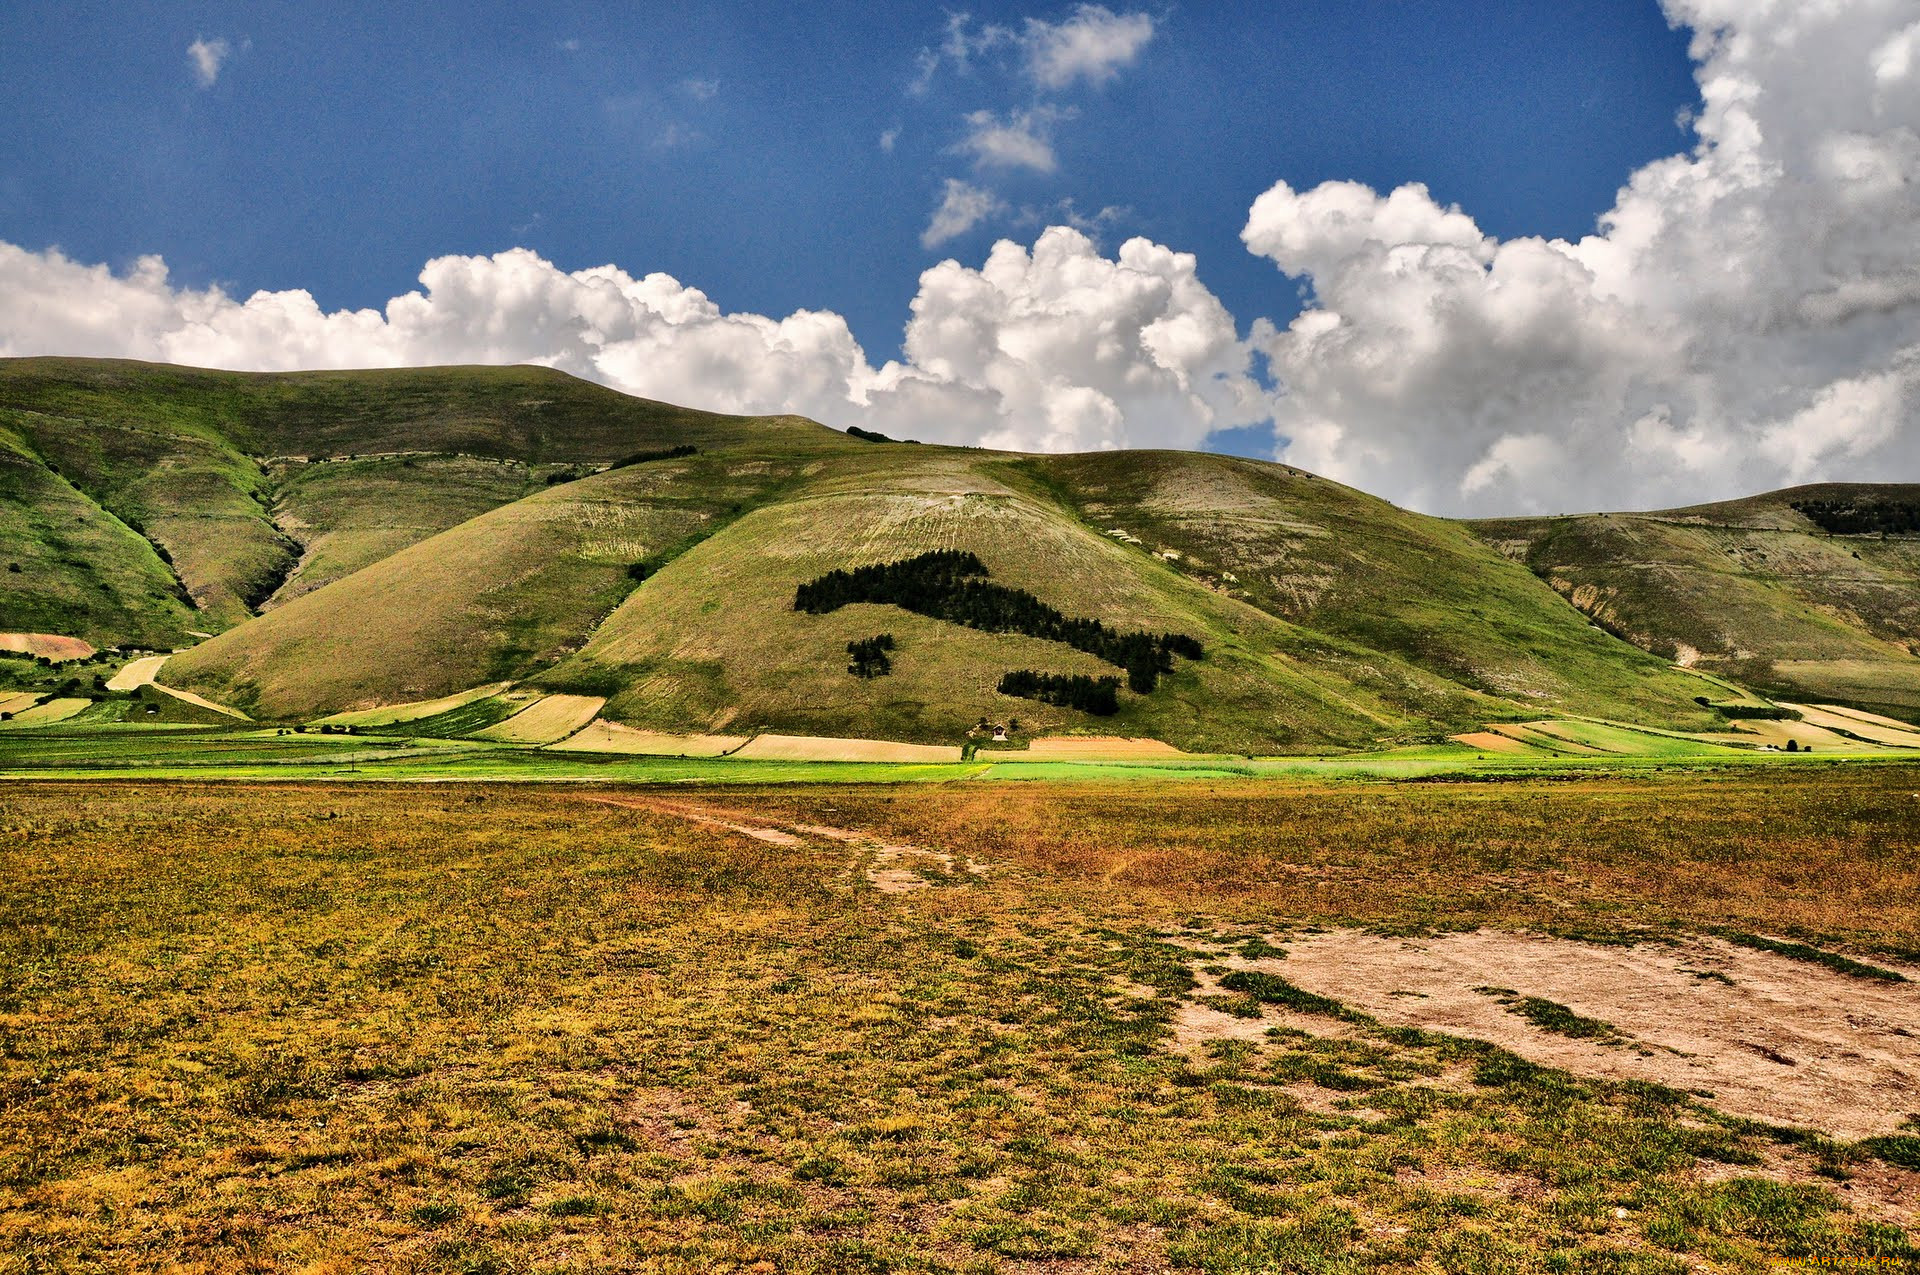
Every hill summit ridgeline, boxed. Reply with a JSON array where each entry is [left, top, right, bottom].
[[4, 357, 1917, 751]]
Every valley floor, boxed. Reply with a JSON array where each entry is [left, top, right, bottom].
[[2, 771, 1917, 1272]]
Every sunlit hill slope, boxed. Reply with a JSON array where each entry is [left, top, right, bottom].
[[4, 357, 1915, 751]]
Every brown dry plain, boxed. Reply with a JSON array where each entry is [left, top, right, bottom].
[[2, 769, 1919, 1273]]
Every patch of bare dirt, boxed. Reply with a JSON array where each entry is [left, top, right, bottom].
[[865, 843, 985, 894], [1172, 964, 1360, 1053], [582, 795, 801, 845], [1241, 929, 1920, 1140]]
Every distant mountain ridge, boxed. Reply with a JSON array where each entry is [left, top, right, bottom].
[[3, 357, 1915, 750]]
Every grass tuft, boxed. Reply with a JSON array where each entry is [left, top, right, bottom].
[[1474, 986, 1625, 1041]]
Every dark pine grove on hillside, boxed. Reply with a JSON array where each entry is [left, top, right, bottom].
[[846, 634, 895, 679], [1792, 497, 1920, 537], [996, 670, 1122, 715], [793, 550, 1203, 695]]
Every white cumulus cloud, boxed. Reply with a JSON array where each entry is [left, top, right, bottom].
[[1242, 0, 1920, 514], [867, 227, 1274, 452], [187, 36, 232, 88]]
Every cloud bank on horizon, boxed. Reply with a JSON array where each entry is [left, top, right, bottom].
[[2, 0, 1916, 516]]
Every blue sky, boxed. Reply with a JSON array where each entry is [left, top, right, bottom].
[[2, 1, 1698, 360], [7, 2, 1910, 516]]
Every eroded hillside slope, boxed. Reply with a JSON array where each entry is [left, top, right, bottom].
[[1476, 484, 1920, 717]]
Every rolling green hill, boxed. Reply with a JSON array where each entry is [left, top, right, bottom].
[[4, 358, 1913, 751], [0, 422, 197, 647], [0, 357, 836, 646], [1022, 452, 1717, 728], [533, 448, 1508, 752], [1475, 484, 1920, 718], [164, 444, 827, 714]]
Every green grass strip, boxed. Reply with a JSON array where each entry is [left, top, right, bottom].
[[1859, 1135, 1920, 1171], [1720, 932, 1907, 983], [1475, 987, 1621, 1040], [1217, 970, 1362, 1022]]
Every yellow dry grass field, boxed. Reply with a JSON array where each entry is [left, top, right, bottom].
[[1, 770, 1916, 1272], [0, 632, 94, 661], [473, 693, 606, 743], [103, 654, 168, 691], [1785, 703, 1920, 749], [1810, 702, 1920, 733], [0, 696, 90, 726], [729, 733, 966, 763], [548, 720, 749, 756], [317, 680, 514, 727], [149, 682, 250, 720], [1016, 735, 1197, 761], [1715, 716, 1878, 752], [0, 692, 43, 716]]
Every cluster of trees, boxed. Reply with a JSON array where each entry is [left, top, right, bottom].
[[847, 634, 895, 679], [610, 444, 698, 470], [1694, 696, 1799, 721], [1791, 498, 1919, 537], [996, 671, 1120, 715], [794, 550, 1203, 693], [845, 426, 920, 445], [795, 549, 988, 612]]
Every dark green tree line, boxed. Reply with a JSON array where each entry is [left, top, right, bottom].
[[1791, 498, 1920, 536], [794, 550, 1202, 693], [996, 671, 1121, 715]]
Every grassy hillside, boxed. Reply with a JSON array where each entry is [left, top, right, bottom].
[[0, 358, 822, 461], [534, 446, 1697, 752], [0, 423, 197, 648], [262, 454, 552, 607], [1476, 483, 1920, 719], [10, 357, 1906, 752], [1023, 452, 1718, 730], [164, 447, 824, 716], [0, 357, 840, 646]]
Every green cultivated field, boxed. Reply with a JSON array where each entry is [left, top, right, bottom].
[[0, 716, 1908, 784]]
